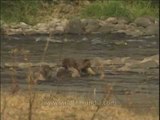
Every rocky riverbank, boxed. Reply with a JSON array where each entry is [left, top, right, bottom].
[[1, 16, 159, 38]]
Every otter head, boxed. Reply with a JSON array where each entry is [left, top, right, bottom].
[[79, 59, 96, 76], [62, 58, 78, 70], [40, 65, 52, 78]]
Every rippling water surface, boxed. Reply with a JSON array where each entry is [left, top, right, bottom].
[[1, 34, 159, 114]]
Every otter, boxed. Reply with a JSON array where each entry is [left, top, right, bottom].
[[29, 57, 105, 82], [56, 67, 80, 80], [56, 58, 96, 78], [77, 58, 96, 76], [28, 65, 53, 84], [90, 57, 105, 80]]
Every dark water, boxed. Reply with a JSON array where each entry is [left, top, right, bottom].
[[1, 34, 159, 114]]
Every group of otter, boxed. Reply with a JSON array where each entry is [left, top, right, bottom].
[[31, 57, 105, 84]]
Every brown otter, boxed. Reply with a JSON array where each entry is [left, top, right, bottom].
[[56, 58, 96, 78], [56, 67, 80, 80], [62, 58, 78, 70], [29, 65, 53, 84], [90, 57, 105, 80], [77, 58, 96, 76]]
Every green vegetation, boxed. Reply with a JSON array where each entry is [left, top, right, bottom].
[[1, 0, 159, 25], [81, 0, 159, 20], [1, 0, 39, 24], [1, 0, 54, 25], [128, 1, 159, 19], [81, 1, 131, 19]]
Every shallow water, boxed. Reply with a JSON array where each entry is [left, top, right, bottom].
[[1, 34, 159, 114]]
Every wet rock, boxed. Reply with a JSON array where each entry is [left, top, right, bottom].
[[106, 17, 118, 24], [140, 55, 159, 65], [61, 19, 69, 28], [52, 19, 68, 34], [4, 62, 57, 69], [129, 23, 137, 27], [47, 20, 59, 29], [34, 29, 49, 34], [124, 24, 144, 37], [83, 19, 100, 33], [91, 57, 105, 67], [48, 19, 68, 34], [82, 37, 88, 41], [49, 18, 61, 24], [81, 19, 89, 26], [65, 18, 83, 34], [138, 60, 158, 68], [10, 22, 30, 29], [125, 29, 144, 37], [8, 28, 24, 35], [112, 23, 130, 35], [144, 24, 159, 36], [114, 24, 127, 30], [113, 41, 128, 46], [113, 29, 126, 34], [118, 18, 129, 24], [4, 63, 33, 68], [23, 28, 35, 34], [34, 23, 48, 30], [32, 23, 49, 34], [53, 26, 65, 34], [128, 55, 159, 69], [114, 23, 144, 37], [98, 23, 114, 33], [118, 55, 159, 72], [106, 57, 131, 65], [134, 17, 154, 28], [137, 26, 145, 31], [118, 63, 135, 71], [19, 22, 30, 29]]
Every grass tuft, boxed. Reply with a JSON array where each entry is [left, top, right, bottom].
[[81, 0, 159, 20], [1, 0, 54, 25], [81, 1, 130, 19], [128, 1, 159, 19]]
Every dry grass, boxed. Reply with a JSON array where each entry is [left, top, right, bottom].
[[1, 91, 158, 120]]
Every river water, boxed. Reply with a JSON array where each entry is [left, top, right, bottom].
[[1, 34, 159, 114]]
